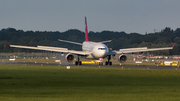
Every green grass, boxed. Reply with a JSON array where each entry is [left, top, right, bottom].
[[0, 64, 180, 101]]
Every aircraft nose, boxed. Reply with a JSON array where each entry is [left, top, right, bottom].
[[92, 44, 109, 58], [99, 48, 106, 56]]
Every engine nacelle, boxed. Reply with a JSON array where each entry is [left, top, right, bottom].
[[118, 54, 127, 63], [65, 53, 75, 62]]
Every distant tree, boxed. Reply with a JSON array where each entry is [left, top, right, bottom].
[[0, 27, 179, 55]]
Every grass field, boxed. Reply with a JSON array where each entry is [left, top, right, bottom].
[[0, 64, 180, 101]]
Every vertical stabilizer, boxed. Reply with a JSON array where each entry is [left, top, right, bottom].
[[85, 16, 89, 41]]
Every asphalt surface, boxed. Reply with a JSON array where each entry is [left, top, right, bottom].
[[0, 61, 179, 70]]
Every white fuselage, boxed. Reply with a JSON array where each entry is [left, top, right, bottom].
[[82, 41, 109, 59]]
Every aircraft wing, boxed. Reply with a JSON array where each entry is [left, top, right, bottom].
[[109, 44, 175, 55], [8, 44, 89, 56]]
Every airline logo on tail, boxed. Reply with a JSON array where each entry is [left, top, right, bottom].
[[85, 16, 89, 42]]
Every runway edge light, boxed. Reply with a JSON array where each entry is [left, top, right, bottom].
[[67, 66, 70, 69]]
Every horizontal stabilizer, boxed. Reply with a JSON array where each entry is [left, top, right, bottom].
[[58, 39, 82, 45], [98, 40, 112, 43]]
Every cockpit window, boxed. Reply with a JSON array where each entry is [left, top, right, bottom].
[[98, 48, 106, 50]]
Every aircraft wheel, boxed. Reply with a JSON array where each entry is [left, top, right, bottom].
[[105, 62, 108, 65], [109, 62, 112, 65], [75, 61, 78, 65], [79, 61, 82, 65]]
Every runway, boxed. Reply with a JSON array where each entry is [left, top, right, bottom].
[[0, 61, 179, 70]]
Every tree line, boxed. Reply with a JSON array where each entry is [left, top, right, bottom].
[[0, 27, 180, 55]]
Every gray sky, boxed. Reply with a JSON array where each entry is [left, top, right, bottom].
[[0, 0, 180, 34]]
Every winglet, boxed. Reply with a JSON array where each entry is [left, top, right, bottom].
[[6, 41, 10, 46], [172, 43, 176, 48]]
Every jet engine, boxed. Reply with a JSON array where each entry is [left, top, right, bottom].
[[65, 53, 75, 62], [118, 54, 127, 63]]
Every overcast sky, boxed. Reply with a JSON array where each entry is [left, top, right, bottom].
[[0, 0, 180, 34]]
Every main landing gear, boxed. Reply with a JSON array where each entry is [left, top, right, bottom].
[[105, 55, 112, 65], [75, 55, 82, 65]]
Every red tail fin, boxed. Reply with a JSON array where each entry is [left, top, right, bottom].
[[6, 41, 10, 46], [85, 16, 89, 42]]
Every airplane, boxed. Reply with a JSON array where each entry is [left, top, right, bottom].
[[6, 17, 176, 65]]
